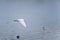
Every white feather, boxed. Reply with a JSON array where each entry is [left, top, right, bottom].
[[14, 19, 27, 28]]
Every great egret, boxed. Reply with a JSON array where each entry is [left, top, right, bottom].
[[14, 19, 27, 28]]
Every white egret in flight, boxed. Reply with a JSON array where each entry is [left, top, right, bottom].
[[14, 19, 27, 28]]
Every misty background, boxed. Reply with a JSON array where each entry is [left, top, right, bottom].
[[0, 0, 60, 40]]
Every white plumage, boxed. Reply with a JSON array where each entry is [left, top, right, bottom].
[[14, 19, 27, 28]]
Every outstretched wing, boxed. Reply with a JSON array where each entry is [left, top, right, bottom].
[[14, 19, 27, 28]]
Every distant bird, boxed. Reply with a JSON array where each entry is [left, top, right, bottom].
[[16, 35, 20, 39], [14, 19, 27, 28]]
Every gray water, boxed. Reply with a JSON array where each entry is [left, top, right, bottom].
[[0, 0, 60, 40]]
